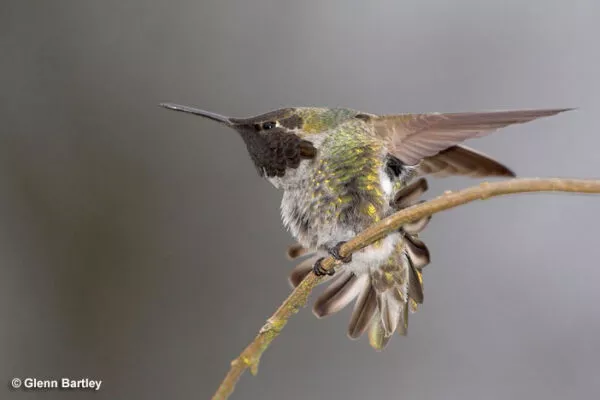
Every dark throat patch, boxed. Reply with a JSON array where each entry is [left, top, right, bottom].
[[230, 110, 315, 178], [235, 126, 316, 178]]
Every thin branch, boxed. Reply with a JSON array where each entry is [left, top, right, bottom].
[[211, 178, 600, 400]]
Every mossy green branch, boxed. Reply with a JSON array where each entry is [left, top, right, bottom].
[[211, 178, 600, 400]]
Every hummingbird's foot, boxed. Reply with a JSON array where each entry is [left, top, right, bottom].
[[313, 258, 336, 276], [329, 241, 352, 264], [312, 242, 351, 276]]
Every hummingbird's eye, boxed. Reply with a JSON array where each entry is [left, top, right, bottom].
[[262, 121, 276, 130]]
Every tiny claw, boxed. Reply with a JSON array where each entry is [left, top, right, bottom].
[[313, 257, 335, 276], [329, 241, 352, 263]]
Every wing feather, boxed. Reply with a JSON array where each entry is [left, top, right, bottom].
[[418, 145, 515, 178], [371, 109, 572, 165]]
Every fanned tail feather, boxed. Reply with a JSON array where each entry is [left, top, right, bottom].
[[313, 272, 368, 318], [286, 178, 433, 350], [286, 243, 310, 260], [348, 282, 378, 339], [288, 255, 319, 287], [391, 178, 428, 209]]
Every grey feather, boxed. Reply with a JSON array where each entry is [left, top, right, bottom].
[[402, 215, 431, 234], [407, 256, 424, 304], [391, 178, 429, 209], [418, 145, 515, 178], [378, 291, 401, 336], [313, 272, 366, 318], [373, 108, 573, 164], [286, 243, 310, 260], [348, 281, 378, 339], [288, 255, 320, 288], [404, 234, 431, 269], [398, 299, 409, 336], [368, 317, 392, 350]]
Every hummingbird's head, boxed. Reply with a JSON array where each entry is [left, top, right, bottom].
[[161, 104, 361, 178]]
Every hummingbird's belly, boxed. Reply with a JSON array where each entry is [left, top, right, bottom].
[[280, 175, 394, 251], [279, 130, 398, 260], [280, 186, 402, 275]]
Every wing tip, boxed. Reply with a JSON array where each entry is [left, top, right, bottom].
[[498, 166, 517, 178], [545, 107, 577, 116]]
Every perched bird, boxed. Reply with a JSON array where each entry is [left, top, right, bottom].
[[161, 103, 571, 349]]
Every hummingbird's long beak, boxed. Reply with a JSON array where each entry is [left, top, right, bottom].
[[160, 103, 232, 126]]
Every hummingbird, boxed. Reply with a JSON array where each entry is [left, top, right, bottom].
[[161, 103, 571, 350]]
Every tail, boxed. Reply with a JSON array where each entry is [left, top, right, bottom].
[[287, 179, 432, 350]]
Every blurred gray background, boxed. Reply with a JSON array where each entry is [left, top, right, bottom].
[[2, 1, 600, 399]]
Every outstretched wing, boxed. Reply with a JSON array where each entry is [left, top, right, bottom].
[[369, 109, 572, 165], [417, 145, 515, 178]]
